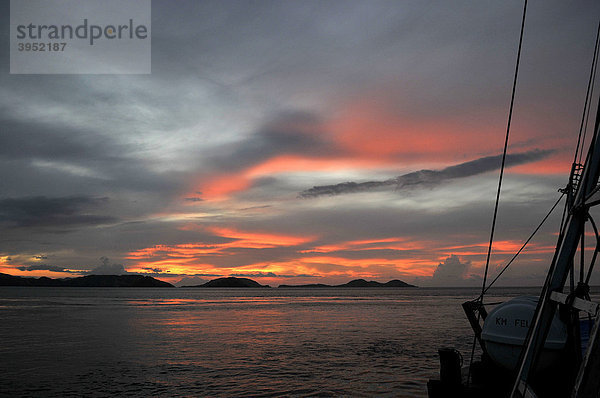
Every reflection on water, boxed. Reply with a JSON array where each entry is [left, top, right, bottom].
[[0, 286, 580, 397]]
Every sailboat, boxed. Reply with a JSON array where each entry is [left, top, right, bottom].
[[428, 2, 600, 398]]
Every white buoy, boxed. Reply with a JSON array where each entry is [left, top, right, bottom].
[[481, 296, 567, 370]]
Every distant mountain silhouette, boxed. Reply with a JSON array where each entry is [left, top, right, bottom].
[[279, 278, 416, 288], [0, 273, 173, 287], [0, 273, 416, 289], [183, 277, 270, 288], [380, 279, 417, 287]]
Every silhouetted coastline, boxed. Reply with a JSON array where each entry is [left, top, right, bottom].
[[1, 274, 416, 289], [279, 279, 417, 288], [181, 277, 270, 288], [0, 273, 174, 287]]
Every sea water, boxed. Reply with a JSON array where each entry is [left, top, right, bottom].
[[0, 286, 581, 397]]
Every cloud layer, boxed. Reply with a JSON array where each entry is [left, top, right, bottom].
[[0, 196, 115, 229], [299, 150, 553, 197], [1, 1, 598, 286]]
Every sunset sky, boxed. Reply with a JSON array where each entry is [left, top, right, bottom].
[[2, 0, 600, 287]]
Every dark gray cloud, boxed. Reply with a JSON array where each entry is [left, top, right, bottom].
[[432, 255, 470, 281], [209, 111, 333, 173], [0, 114, 118, 163], [148, 0, 598, 123], [144, 272, 222, 278], [0, 108, 191, 234], [409, 255, 486, 287], [88, 257, 128, 275], [0, 196, 115, 229], [230, 272, 318, 278], [300, 149, 553, 198], [421, 255, 483, 287], [141, 267, 164, 273], [16, 264, 79, 273], [0, 0, 597, 286]]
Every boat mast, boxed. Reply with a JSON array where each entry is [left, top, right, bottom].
[[511, 101, 600, 397]]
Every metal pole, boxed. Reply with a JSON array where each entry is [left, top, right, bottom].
[[511, 101, 600, 397]]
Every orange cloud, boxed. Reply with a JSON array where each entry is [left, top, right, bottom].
[[207, 226, 315, 248], [246, 155, 399, 176], [126, 227, 316, 271], [440, 239, 556, 257], [328, 102, 499, 161], [125, 231, 437, 282], [189, 154, 402, 201], [0, 255, 85, 278], [197, 173, 252, 200], [509, 155, 571, 175], [301, 237, 424, 253], [0, 266, 84, 279], [186, 92, 569, 204]]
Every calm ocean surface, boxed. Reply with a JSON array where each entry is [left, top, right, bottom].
[[2, 286, 593, 397]]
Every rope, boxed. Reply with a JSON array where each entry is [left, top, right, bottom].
[[576, 16, 600, 165], [479, 0, 528, 302]]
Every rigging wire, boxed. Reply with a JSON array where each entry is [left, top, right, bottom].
[[465, 8, 600, 390], [479, 193, 564, 297], [574, 16, 600, 291], [580, 219, 585, 282], [576, 16, 600, 165], [471, 2, 600, 299], [584, 214, 600, 286], [467, 1, 528, 384], [479, 0, 528, 302]]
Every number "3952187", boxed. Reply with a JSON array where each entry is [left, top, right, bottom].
[[18, 42, 67, 51]]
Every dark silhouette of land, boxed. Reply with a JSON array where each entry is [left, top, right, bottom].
[[181, 277, 415, 288], [0, 273, 173, 287], [0, 274, 415, 289], [182, 277, 269, 288], [279, 278, 417, 288]]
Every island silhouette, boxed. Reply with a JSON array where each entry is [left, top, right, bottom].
[[182, 276, 269, 288], [182, 277, 416, 288], [1, 273, 416, 289], [0, 273, 173, 287], [278, 279, 416, 288]]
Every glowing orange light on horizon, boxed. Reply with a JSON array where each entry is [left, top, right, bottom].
[[207, 226, 315, 247], [301, 237, 425, 253]]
